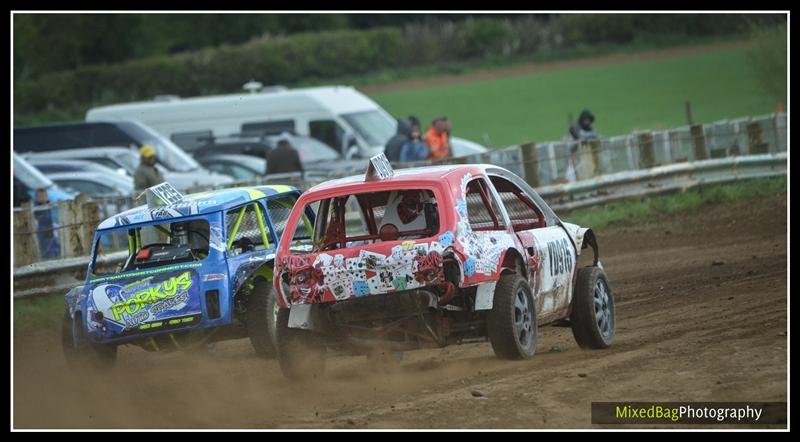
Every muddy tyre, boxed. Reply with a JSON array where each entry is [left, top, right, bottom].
[[271, 306, 326, 380], [570, 266, 615, 349], [246, 279, 278, 358], [488, 274, 537, 359], [61, 309, 117, 370]]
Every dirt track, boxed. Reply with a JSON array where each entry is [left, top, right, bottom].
[[13, 196, 787, 429]]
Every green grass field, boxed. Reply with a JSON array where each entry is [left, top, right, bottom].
[[370, 45, 778, 147]]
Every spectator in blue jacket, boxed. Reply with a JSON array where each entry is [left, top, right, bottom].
[[399, 125, 430, 162], [33, 188, 60, 259]]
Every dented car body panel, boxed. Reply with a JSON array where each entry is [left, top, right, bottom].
[[65, 185, 303, 348], [275, 165, 598, 339]]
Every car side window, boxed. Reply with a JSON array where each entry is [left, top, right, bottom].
[[465, 178, 506, 231], [54, 179, 113, 195], [241, 120, 295, 137], [309, 119, 344, 152], [171, 130, 213, 151], [488, 176, 544, 231], [225, 202, 272, 255]]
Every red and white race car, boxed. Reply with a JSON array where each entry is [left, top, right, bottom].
[[272, 159, 615, 379]]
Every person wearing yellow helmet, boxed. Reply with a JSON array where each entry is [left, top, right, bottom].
[[134, 144, 165, 191]]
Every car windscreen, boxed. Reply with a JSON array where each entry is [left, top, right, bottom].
[[14, 123, 136, 152], [13, 154, 54, 190], [117, 122, 200, 172], [92, 219, 211, 275], [195, 141, 269, 158], [82, 152, 138, 174], [298, 188, 440, 253], [292, 137, 340, 163], [341, 110, 396, 147]]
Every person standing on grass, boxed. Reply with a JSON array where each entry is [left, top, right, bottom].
[[399, 124, 430, 163], [134, 144, 165, 191], [425, 117, 452, 160]]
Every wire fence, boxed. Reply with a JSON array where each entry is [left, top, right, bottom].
[[12, 112, 788, 268]]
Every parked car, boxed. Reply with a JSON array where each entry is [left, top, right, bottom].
[[271, 161, 614, 379], [24, 147, 140, 176], [61, 184, 313, 368], [13, 121, 234, 190], [47, 171, 134, 197], [86, 85, 488, 159], [13, 152, 74, 206], [450, 137, 489, 158], [27, 158, 128, 176], [24, 147, 195, 185], [194, 133, 365, 176], [196, 154, 266, 182]]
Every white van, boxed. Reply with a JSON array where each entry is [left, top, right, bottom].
[[86, 85, 487, 159]]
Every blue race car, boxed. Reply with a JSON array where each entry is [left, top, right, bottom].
[[62, 184, 316, 368]]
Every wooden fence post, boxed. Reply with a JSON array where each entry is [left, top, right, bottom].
[[520, 142, 540, 188], [13, 203, 37, 267], [577, 139, 602, 178], [746, 122, 768, 154], [59, 196, 89, 258], [81, 199, 101, 253], [690, 124, 708, 161], [637, 132, 656, 169]]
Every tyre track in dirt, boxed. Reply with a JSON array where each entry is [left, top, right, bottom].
[[13, 196, 786, 429]]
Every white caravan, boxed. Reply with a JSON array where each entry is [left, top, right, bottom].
[[86, 85, 487, 159]]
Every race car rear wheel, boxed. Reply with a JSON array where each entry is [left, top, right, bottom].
[[570, 266, 615, 349], [488, 273, 537, 360], [246, 279, 278, 359], [271, 307, 326, 380], [61, 309, 117, 370]]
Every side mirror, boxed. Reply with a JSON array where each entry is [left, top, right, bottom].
[[345, 145, 359, 160]]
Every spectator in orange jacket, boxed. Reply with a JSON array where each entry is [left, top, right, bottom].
[[425, 117, 451, 160]]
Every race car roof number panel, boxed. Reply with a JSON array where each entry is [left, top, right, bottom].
[[365, 153, 394, 181]]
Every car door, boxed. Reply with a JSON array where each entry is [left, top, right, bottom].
[[487, 175, 576, 322]]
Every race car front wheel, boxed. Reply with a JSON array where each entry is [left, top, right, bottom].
[[246, 279, 278, 359], [488, 273, 537, 360], [271, 307, 326, 381], [570, 266, 616, 349], [61, 309, 117, 370]]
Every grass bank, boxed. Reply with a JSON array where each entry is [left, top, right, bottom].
[[564, 175, 787, 230]]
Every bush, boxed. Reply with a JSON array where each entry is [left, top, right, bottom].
[[457, 17, 515, 58], [746, 23, 787, 105], [14, 27, 404, 120]]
